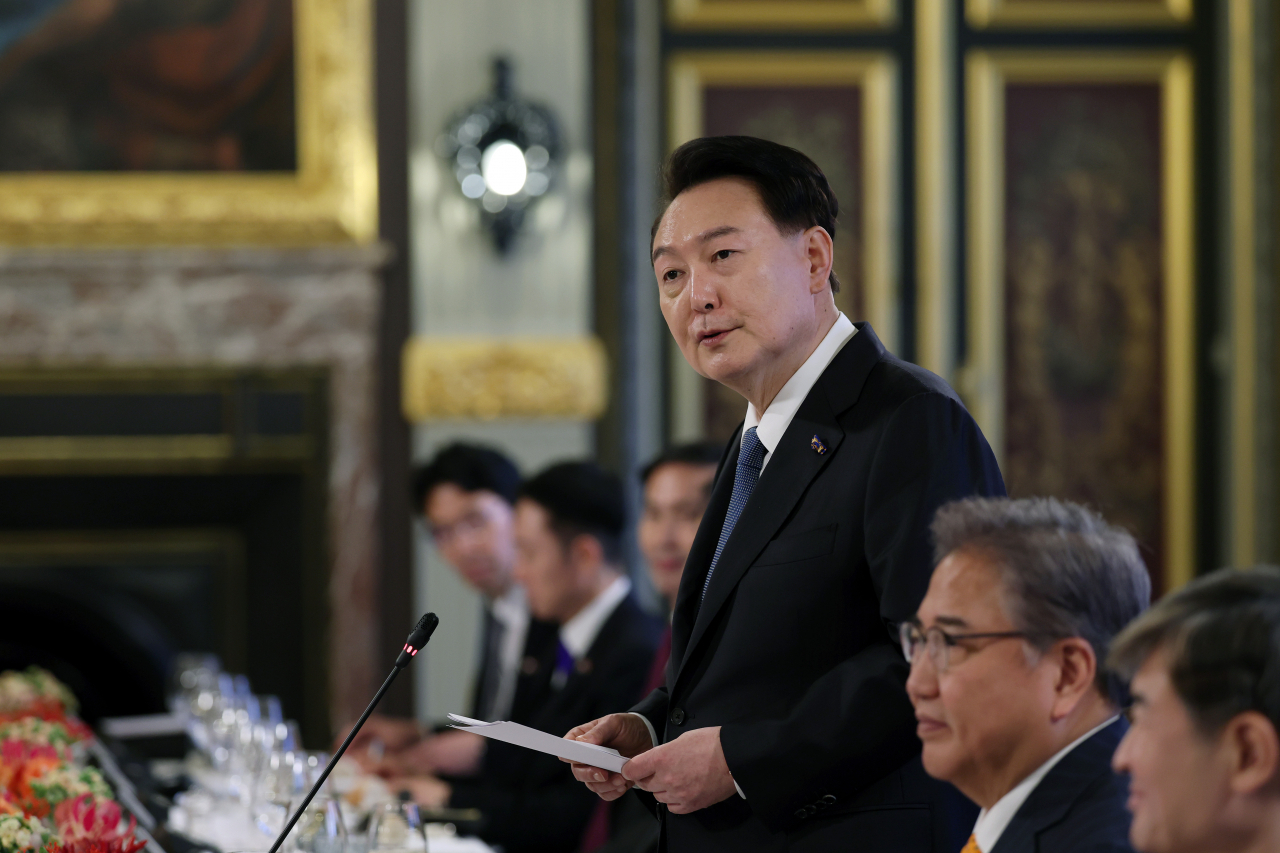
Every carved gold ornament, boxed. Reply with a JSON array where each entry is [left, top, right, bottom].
[[401, 337, 608, 421]]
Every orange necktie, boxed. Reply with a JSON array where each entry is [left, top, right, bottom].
[[961, 835, 983, 853]]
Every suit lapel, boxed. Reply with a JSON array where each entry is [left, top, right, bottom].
[[990, 719, 1129, 853], [668, 433, 739, 682]]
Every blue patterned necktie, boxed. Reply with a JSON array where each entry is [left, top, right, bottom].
[[702, 426, 766, 600]]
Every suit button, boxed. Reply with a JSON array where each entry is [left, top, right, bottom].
[[821, 794, 837, 806], [805, 804, 818, 816], [794, 809, 808, 821], [669, 707, 685, 725]]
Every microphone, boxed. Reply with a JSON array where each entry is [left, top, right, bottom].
[[267, 613, 440, 853]]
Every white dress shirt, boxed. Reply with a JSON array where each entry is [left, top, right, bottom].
[[487, 584, 531, 721], [742, 313, 857, 471], [972, 716, 1121, 853], [559, 575, 632, 659]]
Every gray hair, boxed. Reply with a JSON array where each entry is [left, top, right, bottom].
[[1108, 566, 1280, 736], [931, 496, 1152, 706]]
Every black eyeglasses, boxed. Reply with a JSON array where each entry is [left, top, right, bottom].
[[899, 622, 1040, 674]]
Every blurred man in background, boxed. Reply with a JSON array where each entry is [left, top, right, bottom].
[[1109, 566, 1280, 853], [583, 442, 721, 853], [341, 443, 557, 779], [906, 497, 1149, 853], [392, 461, 661, 853]]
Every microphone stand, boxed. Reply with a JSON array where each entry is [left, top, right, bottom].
[[266, 613, 439, 853]]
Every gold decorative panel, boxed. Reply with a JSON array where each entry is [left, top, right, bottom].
[[0, 0, 376, 245], [966, 0, 1191, 28], [667, 0, 894, 29], [962, 50, 1194, 593], [401, 337, 609, 421]]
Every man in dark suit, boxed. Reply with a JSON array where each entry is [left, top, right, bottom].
[[565, 136, 1004, 852], [395, 461, 661, 853], [905, 497, 1151, 853], [343, 443, 558, 778]]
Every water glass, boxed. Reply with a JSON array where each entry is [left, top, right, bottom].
[[293, 797, 347, 853], [367, 800, 427, 853]]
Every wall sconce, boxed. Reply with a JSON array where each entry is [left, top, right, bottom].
[[439, 57, 561, 253]]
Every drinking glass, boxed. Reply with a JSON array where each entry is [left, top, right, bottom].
[[293, 796, 347, 853], [367, 800, 427, 853]]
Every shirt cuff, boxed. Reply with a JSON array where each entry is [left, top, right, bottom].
[[626, 712, 658, 750], [734, 779, 745, 799]]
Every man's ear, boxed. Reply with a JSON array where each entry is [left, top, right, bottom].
[[1223, 711, 1280, 796], [804, 226, 835, 294], [568, 532, 605, 577], [1049, 637, 1099, 722]]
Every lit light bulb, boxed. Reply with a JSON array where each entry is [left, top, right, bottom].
[[481, 140, 528, 196]]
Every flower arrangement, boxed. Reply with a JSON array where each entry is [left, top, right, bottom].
[[0, 670, 142, 853], [0, 672, 76, 720], [0, 813, 50, 853]]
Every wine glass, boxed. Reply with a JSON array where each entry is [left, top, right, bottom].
[[367, 799, 427, 853]]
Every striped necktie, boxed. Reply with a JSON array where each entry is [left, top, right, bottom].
[[702, 426, 766, 600]]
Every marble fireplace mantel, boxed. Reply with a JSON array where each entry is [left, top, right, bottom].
[[0, 244, 391, 732]]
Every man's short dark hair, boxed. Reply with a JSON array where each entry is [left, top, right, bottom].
[[655, 135, 842, 292], [1109, 566, 1280, 737], [412, 443, 520, 512], [519, 461, 626, 565], [931, 496, 1152, 706], [640, 441, 724, 486]]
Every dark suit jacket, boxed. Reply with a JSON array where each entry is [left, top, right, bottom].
[[991, 719, 1134, 853], [451, 592, 661, 853], [631, 323, 1004, 853], [469, 608, 559, 724]]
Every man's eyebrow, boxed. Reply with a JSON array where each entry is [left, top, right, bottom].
[[651, 225, 743, 264], [933, 615, 969, 628]]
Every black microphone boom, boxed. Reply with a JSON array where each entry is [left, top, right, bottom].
[[267, 613, 440, 853]]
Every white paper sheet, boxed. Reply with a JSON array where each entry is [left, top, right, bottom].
[[446, 714, 630, 773]]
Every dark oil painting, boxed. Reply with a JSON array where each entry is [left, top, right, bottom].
[[700, 84, 865, 442], [0, 0, 296, 172], [1002, 82, 1166, 590]]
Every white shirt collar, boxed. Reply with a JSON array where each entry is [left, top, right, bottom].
[[742, 313, 857, 469], [489, 583, 527, 627], [973, 716, 1121, 853], [559, 575, 631, 659]]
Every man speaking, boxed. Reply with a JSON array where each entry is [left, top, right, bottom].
[[565, 136, 1005, 851]]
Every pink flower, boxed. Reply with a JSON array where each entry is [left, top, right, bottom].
[[53, 795, 135, 844]]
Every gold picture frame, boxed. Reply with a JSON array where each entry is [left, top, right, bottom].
[[962, 50, 1195, 592], [966, 0, 1191, 28], [667, 0, 895, 30], [0, 0, 376, 246], [666, 51, 900, 440]]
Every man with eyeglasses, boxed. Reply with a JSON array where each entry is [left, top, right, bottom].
[[905, 496, 1150, 853], [340, 443, 557, 777]]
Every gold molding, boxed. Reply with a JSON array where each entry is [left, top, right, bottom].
[[963, 50, 1196, 592], [0, 0, 377, 246], [915, 0, 956, 381], [966, 0, 1191, 28], [401, 337, 609, 421], [667, 0, 895, 29], [1229, 0, 1257, 567]]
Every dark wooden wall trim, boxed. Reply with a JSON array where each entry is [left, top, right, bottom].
[[374, 0, 414, 716]]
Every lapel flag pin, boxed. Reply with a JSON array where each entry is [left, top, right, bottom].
[[811, 435, 827, 455]]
